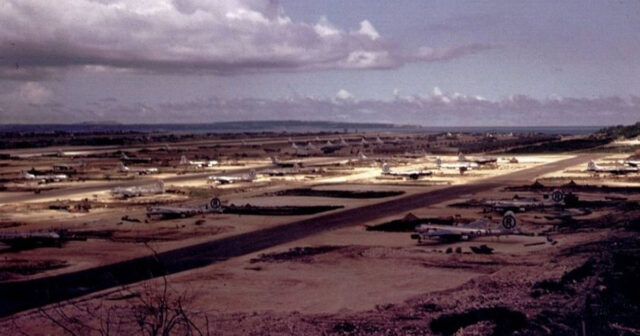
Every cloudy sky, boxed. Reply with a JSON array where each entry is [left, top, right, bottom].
[[1, 0, 639, 125]]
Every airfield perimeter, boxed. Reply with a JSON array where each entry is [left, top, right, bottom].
[[0, 152, 603, 317]]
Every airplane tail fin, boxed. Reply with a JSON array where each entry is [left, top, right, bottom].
[[382, 163, 390, 174], [435, 157, 442, 167], [117, 162, 128, 172], [248, 170, 257, 180], [458, 153, 466, 162], [179, 155, 188, 165], [270, 156, 277, 164], [156, 180, 165, 193], [587, 161, 598, 171], [501, 211, 517, 230]]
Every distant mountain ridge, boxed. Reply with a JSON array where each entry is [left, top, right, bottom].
[[0, 120, 604, 135]]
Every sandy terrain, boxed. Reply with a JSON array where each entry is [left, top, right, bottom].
[[0, 131, 638, 335]]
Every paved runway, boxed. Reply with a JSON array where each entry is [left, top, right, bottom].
[[0, 153, 601, 317]]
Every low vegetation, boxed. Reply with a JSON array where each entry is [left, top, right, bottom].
[[597, 121, 640, 139]]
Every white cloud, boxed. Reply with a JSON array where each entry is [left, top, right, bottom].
[[0, 0, 491, 79], [2, 85, 637, 125], [356, 20, 380, 40], [342, 50, 393, 69], [17, 82, 53, 104], [314, 16, 339, 37], [336, 89, 354, 100]]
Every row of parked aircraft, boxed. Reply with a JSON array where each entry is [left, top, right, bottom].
[[379, 153, 499, 179], [411, 189, 571, 243], [147, 197, 223, 219], [482, 189, 566, 213], [289, 135, 404, 156]]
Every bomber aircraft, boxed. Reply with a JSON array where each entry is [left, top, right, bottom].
[[208, 170, 257, 184], [147, 197, 223, 219], [411, 211, 532, 243], [587, 161, 638, 175], [381, 163, 433, 180]]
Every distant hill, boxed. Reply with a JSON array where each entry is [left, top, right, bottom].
[[597, 121, 640, 139], [0, 120, 417, 134]]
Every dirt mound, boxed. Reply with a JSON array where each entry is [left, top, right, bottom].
[[0, 259, 67, 281], [272, 188, 404, 199], [366, 217, 456, 232], [225, 204, 343, 216], [430, 306, 527, 336], [250, 246, 343, 263], [507, 180, 640, 194]]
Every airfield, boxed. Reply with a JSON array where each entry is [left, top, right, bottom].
[[0, 130, 639, 335]]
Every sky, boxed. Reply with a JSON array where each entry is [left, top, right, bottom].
[[0, 0, 639, 125]]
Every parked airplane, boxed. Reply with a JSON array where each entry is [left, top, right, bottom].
[[458, 153, 497, 165], [339, 136, 349, 146], [411, 211, 531, 243], [120, 152, 152, 163], [117, 162, 158, 175], [53, 162, 86, 173], [587, 161, 638, 175], [346, 152, 375, 166], [306, 142, 317, 150], [0, 231, 64, 249], [381, 163, 433, 179], [271, 157, 302, 168], [111, 180, 165, 198], [375, 136, 384, 145], [483, 189, 565, 213], [147, 197, 223, 219], [179, 155, 218, 168], [435, 157, 478, 169], [403, 152, 426, 159], [625, 160, 640, 168], [262, 163, 301, 176], [294, 148, 310, 157], [208, 170, 257, 184], [20, 171, 68, 183], [320, 140, 343, 153]]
